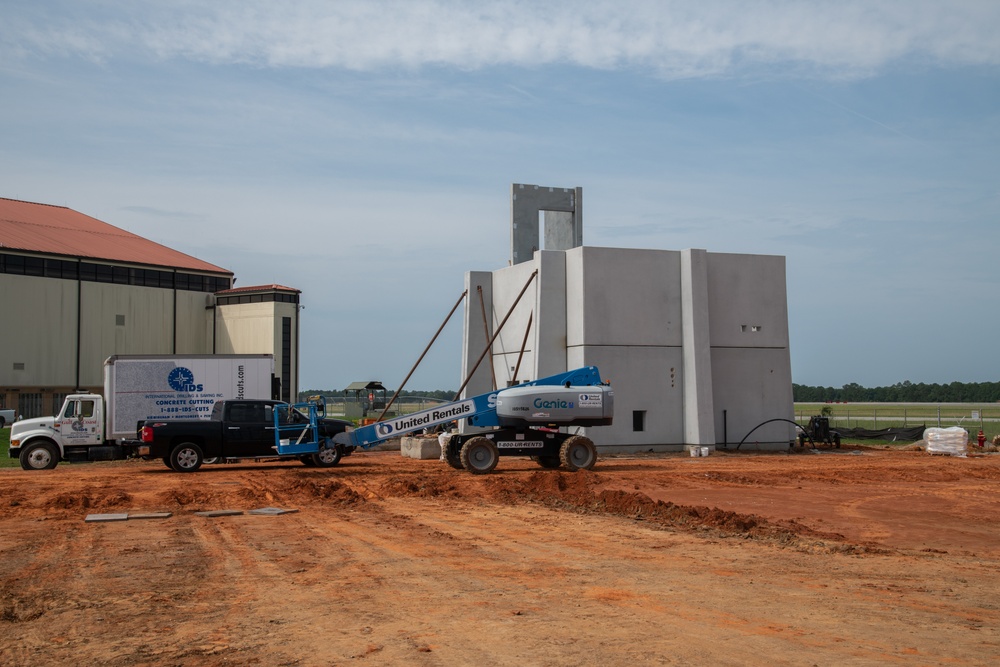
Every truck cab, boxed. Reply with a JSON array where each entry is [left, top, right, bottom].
[[8, 394, 123, 470]]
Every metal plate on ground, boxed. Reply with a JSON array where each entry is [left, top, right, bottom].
[[128, 512, 173, 520], [85, 513, 129, 522], [248, 507, 299, 515]]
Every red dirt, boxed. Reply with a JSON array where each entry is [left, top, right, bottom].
[[2, 447, 999, 665]]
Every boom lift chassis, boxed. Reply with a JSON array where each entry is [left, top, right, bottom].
[[275, 366, 614, 474]]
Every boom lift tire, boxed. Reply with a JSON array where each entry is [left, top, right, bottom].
[[460, 436, 499, 475], [442, 437, 464, 470], [560, 435, 597, 471], [19, 441, 59, 470], [532, 455, 562, 469], [169, 442, 204, 472], [311, 441, 342, 468]]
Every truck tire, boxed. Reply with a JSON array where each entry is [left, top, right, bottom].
[[559, 435, 597, 471], [532, 455, 562, 469], [311, 441, 342, 468], [169, 442, 204, 472], [460, 436, 498, 475], [163, 457, 173, 469], [20, 441, 59, 470]]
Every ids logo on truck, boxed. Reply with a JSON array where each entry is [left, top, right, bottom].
[[167, 367, 204, 392]]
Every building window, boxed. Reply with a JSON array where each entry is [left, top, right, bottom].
[[18, 393, 42, 420], [633, 410, 646, 432]]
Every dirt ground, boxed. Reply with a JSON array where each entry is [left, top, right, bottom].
[[1, 446, 999, 666]]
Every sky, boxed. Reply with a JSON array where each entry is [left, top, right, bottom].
[[2, 1, 998, 392]]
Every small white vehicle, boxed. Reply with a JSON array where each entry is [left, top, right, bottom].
[[0, 408, 17, 429]]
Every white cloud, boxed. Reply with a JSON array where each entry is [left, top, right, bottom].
[[4, 1, 999, 77]]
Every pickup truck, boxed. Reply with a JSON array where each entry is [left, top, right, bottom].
[[126, 399, 354, 472], [0, 408, 17, 429]]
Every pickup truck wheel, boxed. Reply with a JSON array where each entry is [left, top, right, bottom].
[[169, 443, 204, 472], [460, 436, 498, 474], [203, 457, 220, 465], [311, 441, 342, 468], [20, 442, 59, 470], [559, 435, 597, 471]]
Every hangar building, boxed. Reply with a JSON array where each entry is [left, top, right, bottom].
[[0, 197, 300, 419]]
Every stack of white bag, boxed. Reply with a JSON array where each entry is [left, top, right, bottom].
[[923, 427, 969, 457]]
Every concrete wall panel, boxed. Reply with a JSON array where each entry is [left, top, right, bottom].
[[711, 347, 795, 447], [569, 344, 685, 449], [567, 247, 683, 347], [707, 253, 789, 349]]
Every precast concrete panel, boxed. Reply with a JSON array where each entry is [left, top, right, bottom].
[[711, 347, 794, 448], [0, 274, 78, 386], [567, 344, 685, 450], [566, 247, 683, 347], [486, 260, 539, 387], [533, 250, 567, 381], [510, 183, 582, 266], [461, 271, 494, 399], [707, 253, 789, 349]]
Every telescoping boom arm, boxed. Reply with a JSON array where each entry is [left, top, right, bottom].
[[330, 366, 611, 450]]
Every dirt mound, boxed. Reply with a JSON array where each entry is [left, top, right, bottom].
[[43, 487, 132, 511]]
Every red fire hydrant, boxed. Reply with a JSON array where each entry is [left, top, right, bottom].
[[978, 430, 986, 448]]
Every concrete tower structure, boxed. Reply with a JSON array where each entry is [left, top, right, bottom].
[[462, 185, 795, 452]]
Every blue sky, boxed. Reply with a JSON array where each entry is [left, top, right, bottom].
[[2, 1, 998, 391]]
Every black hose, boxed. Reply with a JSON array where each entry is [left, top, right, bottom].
[[736, 418, 804, 450]]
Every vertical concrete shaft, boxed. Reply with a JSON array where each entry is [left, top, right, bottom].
[[510, 184, 583, 265], [532, 250, 568, 381], [680, 249, 716, 445]]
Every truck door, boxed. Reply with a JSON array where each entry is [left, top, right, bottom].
[[59, 399, 102, 446], [223, 402, 276, 458]]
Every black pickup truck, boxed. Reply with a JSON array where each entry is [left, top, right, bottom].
[[127, 399, 354, 472]]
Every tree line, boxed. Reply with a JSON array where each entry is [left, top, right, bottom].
[[793, 381, 1000, 403]]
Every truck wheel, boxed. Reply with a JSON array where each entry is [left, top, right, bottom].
[[203, 457, 220, 465], [311, 442, 342, 468], [169, 442, 204, 472], [163, 457, 173, 469], [20, 442, 59, 470], [532, 455, 562, 469], [460, 436, 498, 474], [560, 435, 597, 471]]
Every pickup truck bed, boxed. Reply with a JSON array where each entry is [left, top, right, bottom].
[[127, 399, 353, 472]]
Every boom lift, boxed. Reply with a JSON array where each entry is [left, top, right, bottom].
[[275, 366, 614, 474]]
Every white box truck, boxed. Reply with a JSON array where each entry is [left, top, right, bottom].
[[8, 354, 275, 470]]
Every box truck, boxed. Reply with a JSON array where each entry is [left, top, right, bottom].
[[8, 354, 275, 470]]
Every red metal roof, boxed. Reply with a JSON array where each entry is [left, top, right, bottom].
[[216, 284, 301, 295], [0, 197, 231, 274]]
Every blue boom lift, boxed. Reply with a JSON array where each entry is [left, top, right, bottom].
[[275, 366, 614, 474]]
